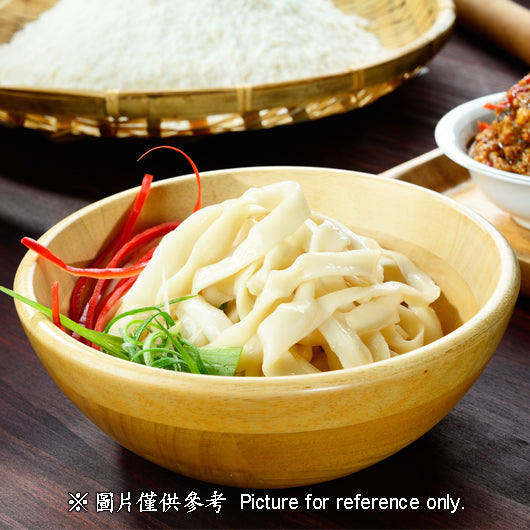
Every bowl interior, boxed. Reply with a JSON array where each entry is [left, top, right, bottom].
[[27, 166, 512, 346]]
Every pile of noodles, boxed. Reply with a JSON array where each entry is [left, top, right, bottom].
[[115, 181, 442, 376]]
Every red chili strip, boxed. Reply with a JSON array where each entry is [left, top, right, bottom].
[[94, 277, 138, 335], [21, 237, 149, 279], [69, 173, 154, 321], [51, 282, 64, 332], [70, 277, 95, 324], [91, 245, 159, 339], [35, 146, 203, 338], [113, 173, 154, 250], [93, 249, 158, 334], [70, 147, 201, 322], [477, 121, 491, 131], [103, 221, 180, 267], [484, 100, 510, 111], [137, 145, 202, 212], [81, 221, 180, 331]]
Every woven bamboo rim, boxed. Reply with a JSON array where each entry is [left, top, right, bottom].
[[0, 0, 455, 138]]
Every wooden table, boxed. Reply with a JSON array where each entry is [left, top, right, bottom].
[[1, 5, 529, 529]]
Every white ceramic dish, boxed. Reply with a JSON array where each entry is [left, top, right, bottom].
[[435, 92, 530, 229]]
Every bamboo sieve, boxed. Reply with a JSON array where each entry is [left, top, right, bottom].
[[0, 0, 455, 138]]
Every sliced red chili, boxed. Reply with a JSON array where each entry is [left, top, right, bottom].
[[51, 281, 64, 332], [81, 221, 180, 331], [21, 236, 149, 279], [484, 101, 510, 111], [137, 145, 202, 212], [69, 172, 154, 321], [25, 146, 203, 348]]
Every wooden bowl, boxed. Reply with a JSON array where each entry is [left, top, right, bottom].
[[0, 0, 455, 138], [13, 167, 520, 488]]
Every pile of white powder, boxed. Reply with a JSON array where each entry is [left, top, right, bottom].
[[0, 0, 387, 91]]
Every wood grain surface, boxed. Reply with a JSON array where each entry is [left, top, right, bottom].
[[0, 1, 529, 528]]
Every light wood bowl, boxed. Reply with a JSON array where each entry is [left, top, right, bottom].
[[13, 167, 520, 488], [0, 0, 455, 138]]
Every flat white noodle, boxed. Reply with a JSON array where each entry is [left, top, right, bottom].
[[115, 181, 443, 376]]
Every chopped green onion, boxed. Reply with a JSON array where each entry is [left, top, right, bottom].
[[1, 285, 241, 376]]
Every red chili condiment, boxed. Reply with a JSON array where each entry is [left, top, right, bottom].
[[470, 73, 530, 176]]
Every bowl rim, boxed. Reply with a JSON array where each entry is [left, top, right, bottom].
[[13, 166, 521, 393], [434, 92, 530, 185]]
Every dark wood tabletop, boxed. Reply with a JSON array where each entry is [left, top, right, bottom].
[[1, 4, 529, 529]]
